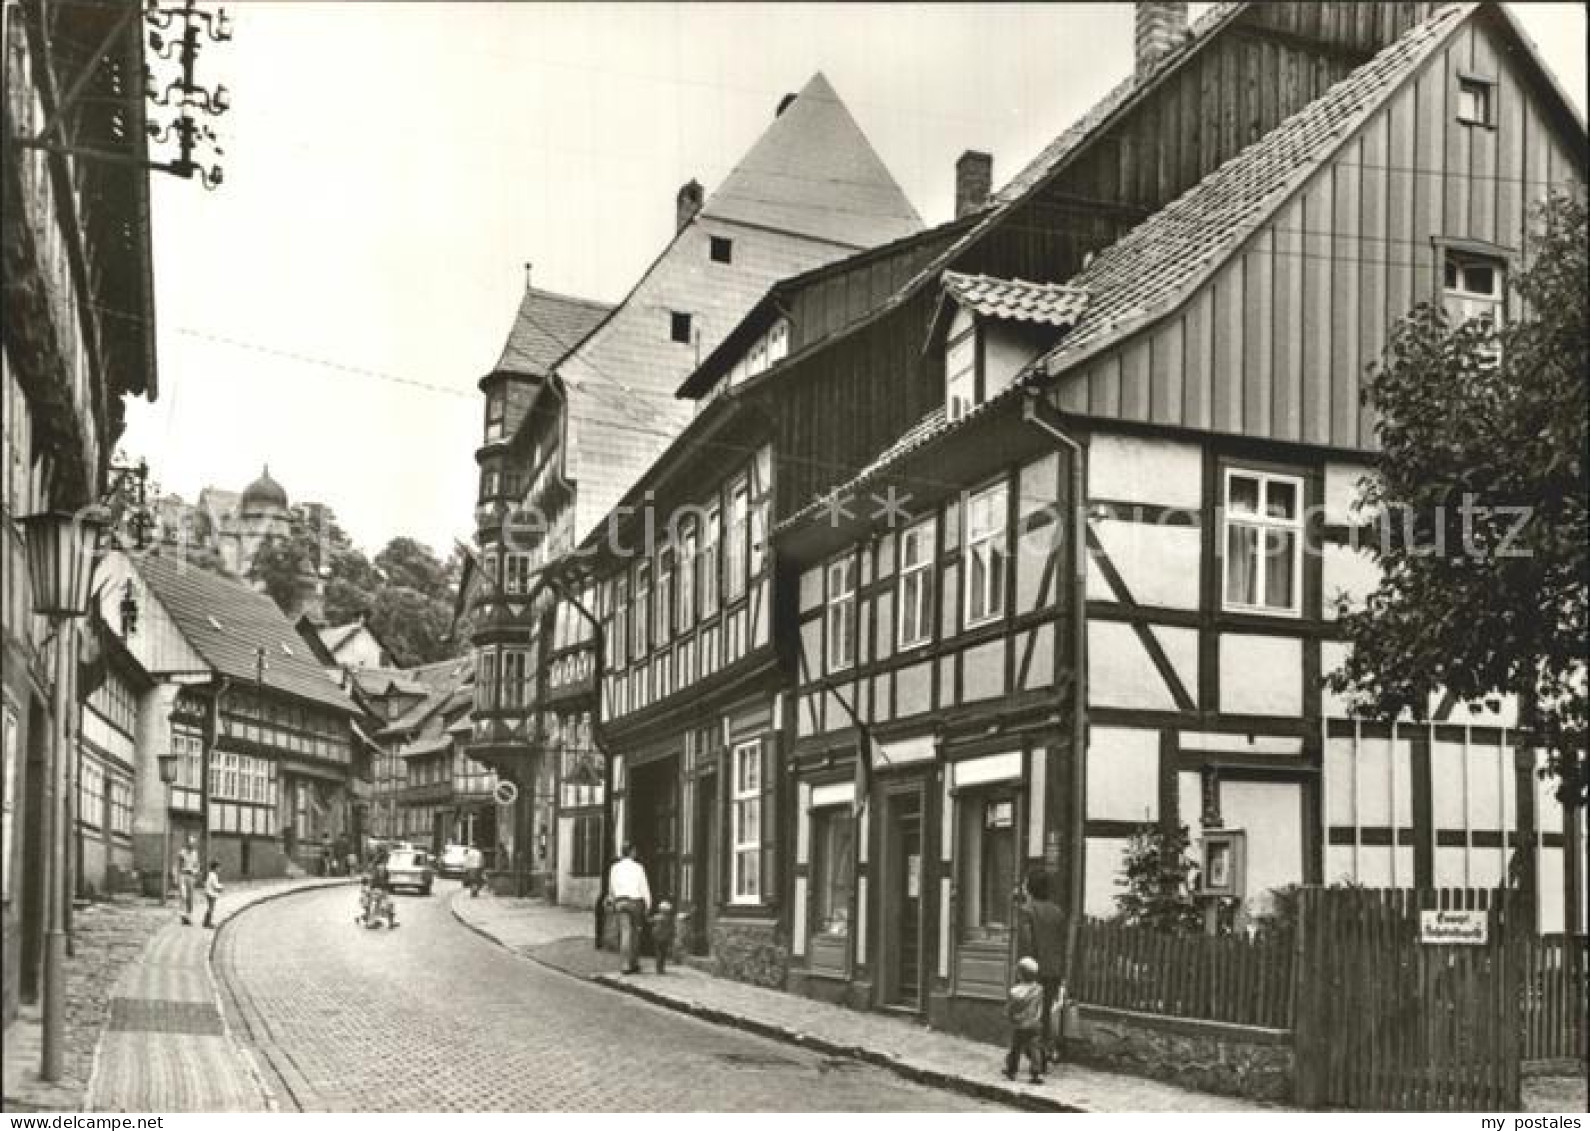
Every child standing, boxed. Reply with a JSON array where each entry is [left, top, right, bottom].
[[201, 860, 223, 929], [1004, 956, 1046, 1084], [648, 900, 676, 974]]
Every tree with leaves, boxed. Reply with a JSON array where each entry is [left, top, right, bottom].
[[1327, 193, 1588, 808], [1113, 823, 1203, 934]]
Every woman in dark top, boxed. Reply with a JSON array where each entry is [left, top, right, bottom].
[[1016, 869, 1068, 1061]]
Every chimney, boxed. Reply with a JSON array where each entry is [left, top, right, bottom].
[[676, 179, 704, 232], [776, 92, 798, 117], [523, 261, 533, 290], [1134, 2, 1188, 78], [955, 150, 993, 219]]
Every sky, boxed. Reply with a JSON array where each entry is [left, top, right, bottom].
[[122, 2, 1589, 558]]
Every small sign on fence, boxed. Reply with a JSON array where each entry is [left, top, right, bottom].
[[1418, 908, 1488, 945]]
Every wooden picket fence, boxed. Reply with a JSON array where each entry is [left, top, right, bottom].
[[1521, 933, 1589, 1063], [1070, 917, 1295, 1029], [1293, 886, 1524, 1111]]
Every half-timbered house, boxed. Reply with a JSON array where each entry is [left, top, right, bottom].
[[774, 0, 1585, 1041]]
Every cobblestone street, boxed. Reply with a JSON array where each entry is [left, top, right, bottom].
[[215, 882, 996, 1112]]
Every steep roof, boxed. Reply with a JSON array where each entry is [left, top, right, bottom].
[[134, 553, 357, 714], [702, 72, 923, 249], [1034, 2, 1469, 378], [781, 2, 1475, 533], [492, 286, 613, 379]]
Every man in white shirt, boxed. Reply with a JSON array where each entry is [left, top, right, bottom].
[[606, 843, 651, 974]]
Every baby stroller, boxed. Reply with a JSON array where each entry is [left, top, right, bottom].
[[356, 876, 397, 930]]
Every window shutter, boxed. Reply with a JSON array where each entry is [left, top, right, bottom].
[[760, 737, 777, 907]]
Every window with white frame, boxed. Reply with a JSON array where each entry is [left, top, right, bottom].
[[897, 517, 935, 649], [79, 760, 104, 829], [725, 479, 749, 602], [504, 554, 532, 595], [731, 739, 763, 903], [484, 391, 506, 442], [612, 578, 629, 668], [172, 723, 204, 790], [109, 777, 132, 837], [1456, 75, 1495, 127], [1443, 252, 1505, 327], [700, 506, 721, 616], [826, 555, 856, 671], [1222, 469, 1303, 615], [964, 481, 1008, 627], [477, 650, 499, 709], [677, 522, 697, 629], [501, 649, 527, 708], [633, 562, 650, 660], [655, 548, 673, 646]]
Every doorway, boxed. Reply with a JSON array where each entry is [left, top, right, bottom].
[[881, 788, 925, 1010], [691, 771, 719, 955], [628, 754, 679, 904]]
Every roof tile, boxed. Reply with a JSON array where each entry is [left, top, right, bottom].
[[942, 272, 1089, 328]]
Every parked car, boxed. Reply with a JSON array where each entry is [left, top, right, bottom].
[[384, 849, 434, 895], [437, 844, 471, 878]]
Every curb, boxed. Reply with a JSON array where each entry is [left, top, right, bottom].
[[449, 893, 1079, 1113], [208, 879, 359, 1113]]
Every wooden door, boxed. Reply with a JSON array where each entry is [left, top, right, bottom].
[[883, 790, 925, 1009]]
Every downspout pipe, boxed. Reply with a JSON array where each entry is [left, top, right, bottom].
[[1020, 388, 1088, 974]]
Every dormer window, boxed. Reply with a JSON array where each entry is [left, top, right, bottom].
[[1457, 75, 1495, 127]]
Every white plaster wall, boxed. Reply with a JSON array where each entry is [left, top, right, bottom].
[[1220, 779, 1304, 914], [985, 323, 1042, 399], [1083, 836, 1131, 919], [1092, 520, 1202, 609], [1218, 634, 1301, 717], [1088, 434, 1203, 510], [1322, 544, 1380, 618], [1086, 727, 1159, 823], [1323, 460, 1375, 526], [1088, 621, 1177, 711]]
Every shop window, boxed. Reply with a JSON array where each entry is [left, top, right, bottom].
[[1221, 469, 1302, 616], [811, 806, 855, 938], [958, 792, 1018, 942]]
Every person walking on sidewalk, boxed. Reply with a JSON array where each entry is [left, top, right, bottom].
[[606, 843, 651, 974], [648, 900, 676, 974], [1016, 869, 1067, 1063], [174, 834, 200, 925], [201, 859, 223, 929]]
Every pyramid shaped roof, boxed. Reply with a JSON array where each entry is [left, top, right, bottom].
[[702, 72, 922, 249]]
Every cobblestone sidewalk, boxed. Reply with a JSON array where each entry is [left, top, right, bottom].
[[2, 877, 352, 1113], [449, 891, 1288, 1113]]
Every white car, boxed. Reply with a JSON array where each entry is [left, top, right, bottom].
[[438, 844, 471, 878], [383, 849, 434, 895]]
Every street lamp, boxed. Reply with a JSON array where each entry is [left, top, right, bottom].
[[20, 508, 107, 1083], [157, 750, 180, 905]]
